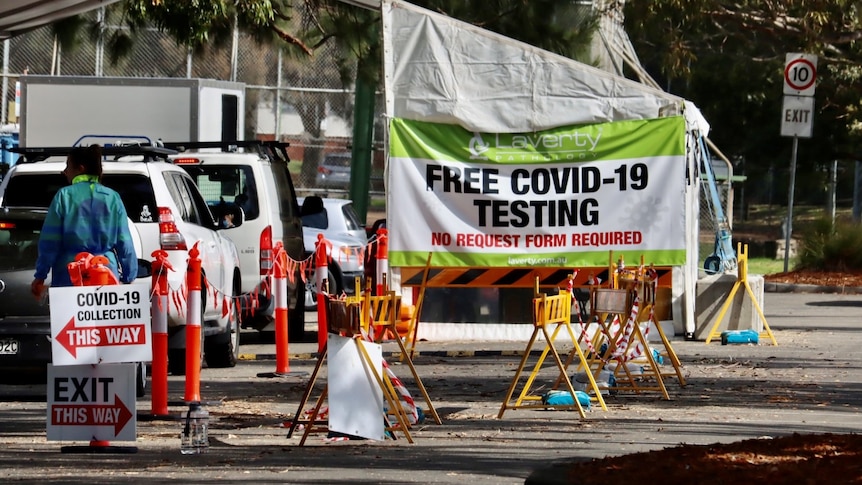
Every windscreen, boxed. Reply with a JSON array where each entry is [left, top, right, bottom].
[[2, 172, 157, 224], [179, 164, 260, 220]]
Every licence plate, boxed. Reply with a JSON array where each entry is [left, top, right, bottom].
[[0, 339, 19, 355]]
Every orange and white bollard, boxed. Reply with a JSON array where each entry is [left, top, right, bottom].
[[273, 242, 291, 374], [150, 250, 171, 417], [184, 242, 203, 404], [375, 227, 388, 296], [314, 233, 331, 353]]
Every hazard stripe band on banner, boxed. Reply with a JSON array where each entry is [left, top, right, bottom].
[[401, 266, 672, 288]]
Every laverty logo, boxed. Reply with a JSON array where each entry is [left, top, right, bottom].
[[497, 130, 602, 152], [467, 128, 602, 161], [469, 132, 490, 159]]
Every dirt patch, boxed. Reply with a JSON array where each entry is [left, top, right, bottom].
[[534, 433, 862, 485], [763, 269, 862, 288]]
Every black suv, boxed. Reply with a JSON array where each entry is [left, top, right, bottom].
[[0, 207, 150, 394]]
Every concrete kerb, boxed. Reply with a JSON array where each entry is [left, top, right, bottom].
[[764, 282, 862, 294]]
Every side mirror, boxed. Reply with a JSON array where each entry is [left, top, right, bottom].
[[232, 208, 244, 228]]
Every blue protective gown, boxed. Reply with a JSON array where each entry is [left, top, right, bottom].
[[34, 174, 138, 286]]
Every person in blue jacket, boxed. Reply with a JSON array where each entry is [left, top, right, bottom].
[[30, 145, 137, 296]]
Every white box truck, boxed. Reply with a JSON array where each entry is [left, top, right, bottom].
[[19, 76, 244, 147]]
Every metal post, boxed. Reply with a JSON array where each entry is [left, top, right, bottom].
[[783, 136, 799, 272], [828, 159, 837, 224], [2, 39, 9, 125], [275, 50, 283, 140], [230, 15, 238, 82], [854, 161, 862, 223], [95, 7, 104, 76]]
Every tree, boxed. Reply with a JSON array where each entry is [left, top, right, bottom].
[[49, 0, 601, 213], [624, 1, 862, 206]]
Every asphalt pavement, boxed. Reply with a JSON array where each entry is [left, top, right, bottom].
[[1, 289, 862, 484]]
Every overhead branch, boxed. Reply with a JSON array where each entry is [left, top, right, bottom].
[[273, 25, 313, 55]]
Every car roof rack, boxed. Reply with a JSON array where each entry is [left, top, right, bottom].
[[161, 140, 291, 163], [10, 145, 178, 164]]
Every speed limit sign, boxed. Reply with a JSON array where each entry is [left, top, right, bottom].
[[783, 53, 817, 96]]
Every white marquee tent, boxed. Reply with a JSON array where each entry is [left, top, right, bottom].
[[381, 0, 713, 337]]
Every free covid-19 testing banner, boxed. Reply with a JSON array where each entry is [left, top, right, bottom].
[[388, 115, 687, 269]]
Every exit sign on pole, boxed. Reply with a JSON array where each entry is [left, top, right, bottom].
[[781, 95, 814, 138]]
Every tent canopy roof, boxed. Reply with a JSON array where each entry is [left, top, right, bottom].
[[0, 0, 120, 40], [382, 0, 708, 134]]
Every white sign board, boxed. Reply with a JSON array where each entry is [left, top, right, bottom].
[[49, 284, 152, 366], [783, 53, 817, 96], [388, 117, 688, 268], [781, 95, 815, 138], [47, 363, 137, 442], [327, 334, 384, 441]]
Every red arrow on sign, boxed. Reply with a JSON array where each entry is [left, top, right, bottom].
[[50, 394, 134, 435], [55, 317, 147, 358]]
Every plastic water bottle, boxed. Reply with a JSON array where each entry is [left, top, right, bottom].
[[180, 402, 209, 454]]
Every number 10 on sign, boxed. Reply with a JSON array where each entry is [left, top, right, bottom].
[[784, 53, 817, 96]]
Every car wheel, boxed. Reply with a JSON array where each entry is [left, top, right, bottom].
[[136, 362, 147, 398], [204, 291, 240, 369], [305, 265, 339, 302], [289, 278, 306, 342], [168, 348, 186, 376]]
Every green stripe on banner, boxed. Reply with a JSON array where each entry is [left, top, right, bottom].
[[389, 250, 686, 268], [389, 116, 686, 163]]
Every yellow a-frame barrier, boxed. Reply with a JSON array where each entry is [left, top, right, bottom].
[[572, 254, 685, 400], [498, 283, 607, 420], [630, 262, 686, 387], [704, 243, 777, 345], [404, 253, 433, 360], [286, 296, 415, 445], [360, 289, 442, 425], [583, 287, 670, 399]]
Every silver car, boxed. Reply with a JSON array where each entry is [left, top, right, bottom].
[[314, 152, 352, 189], [298, 196, 368, 307]]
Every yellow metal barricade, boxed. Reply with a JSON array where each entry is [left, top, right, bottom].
[[498, 288, 606, 420]]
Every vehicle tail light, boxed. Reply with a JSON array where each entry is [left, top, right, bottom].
[[317, 166, 331, 175], [158, 207, 187, 250], [0, 221, 15, 229], [173, 157, 202, 165], [260, 225, 273, 275]]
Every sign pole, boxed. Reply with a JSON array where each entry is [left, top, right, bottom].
[[784, 136, 799, 272], [780, 53, 816, 272]]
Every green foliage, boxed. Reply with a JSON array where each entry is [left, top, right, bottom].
[[122, 0, 231, 49], [797, 217, 862, 271], [305, 0, 599, 85], [51, 15, 88, 53], [625, 1, 862, 206], [415, 0, 599, 63]]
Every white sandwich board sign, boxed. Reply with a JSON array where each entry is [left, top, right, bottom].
[[49, 284, 152, 366], [46, 363, 137, 442]]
